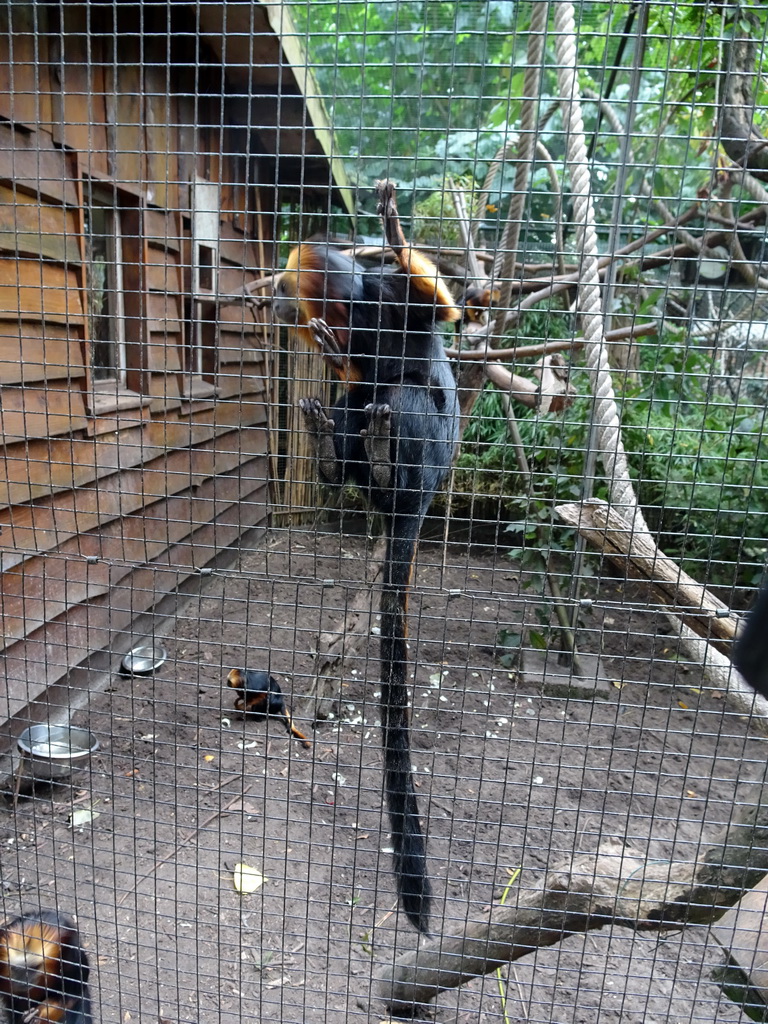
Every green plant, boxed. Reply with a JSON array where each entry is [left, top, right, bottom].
[[622, 345, 768, 590], [456, 333, 767, 592]]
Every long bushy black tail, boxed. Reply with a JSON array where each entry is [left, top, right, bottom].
[[380, 513, 431, 934]]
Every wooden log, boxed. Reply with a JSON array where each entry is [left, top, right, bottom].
[[484, 357, 576, 414], [555, 498, 739, 653], [444, 320, 658, 361], [379, 780, 768, 1011]]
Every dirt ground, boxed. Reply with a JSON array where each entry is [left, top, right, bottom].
[[0, 521, 763, 1024]]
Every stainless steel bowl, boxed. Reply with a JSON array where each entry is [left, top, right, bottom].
[[17, 724, 100, 781], [120, 642, 167, 676]]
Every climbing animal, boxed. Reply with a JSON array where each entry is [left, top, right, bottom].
[[274, 179, 460, 933]]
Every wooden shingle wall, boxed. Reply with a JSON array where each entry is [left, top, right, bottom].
[[0, 5, 273, 727]]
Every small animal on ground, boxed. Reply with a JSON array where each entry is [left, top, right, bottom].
[[0, 910, 92, 1024], [227, 669, 312, 749]]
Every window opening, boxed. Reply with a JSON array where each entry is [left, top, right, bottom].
[[83, 183, 126, 385]]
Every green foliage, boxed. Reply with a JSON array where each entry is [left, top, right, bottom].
[[290, 0, 768, 283], [621, 346, 768, 588], [456, 339, 768, 590], [411, 182, 463, 246], [288, 0, 525, 189], [288, 0, 768, 589]]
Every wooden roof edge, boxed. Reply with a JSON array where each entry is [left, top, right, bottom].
[[257, 1, 354, 216], [189, 1, 355, 216]]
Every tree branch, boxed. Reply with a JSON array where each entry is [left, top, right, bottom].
[[379, 779, 768, 1012]]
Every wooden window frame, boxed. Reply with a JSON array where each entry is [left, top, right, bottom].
[[80, 176, 151, 417], [183, 176, 220, 400]]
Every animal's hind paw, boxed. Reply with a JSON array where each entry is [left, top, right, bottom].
[[361, 402, 393, 489]]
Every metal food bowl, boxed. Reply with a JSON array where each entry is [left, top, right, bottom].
[[17, 724, 100, 781], [120, 642, 167, 676]]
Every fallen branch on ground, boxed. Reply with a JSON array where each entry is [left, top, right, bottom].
[[378, 778, 768, 1011], [555, 498, 768, 727], [555, 499, 739, 651]]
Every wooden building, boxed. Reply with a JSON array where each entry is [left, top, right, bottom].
[[0, 2, 352, 733]]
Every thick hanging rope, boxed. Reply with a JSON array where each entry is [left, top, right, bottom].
[[550, 1, 766, 722]]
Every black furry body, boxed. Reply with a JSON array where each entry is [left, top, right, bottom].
[[734, 582, 768, 699], [0, 911, 91, 1024], [227, 669, 312, 749], [302, 341, 458, 936], [288, 183, 460, 933]]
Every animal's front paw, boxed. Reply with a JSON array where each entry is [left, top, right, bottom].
[[307, 317, 343, 357], [375, 178, 397, 221], [299, 397, 341, 484], [361, 402, 392, 440]]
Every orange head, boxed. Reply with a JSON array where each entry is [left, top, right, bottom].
[[273, 245, 364, 353]]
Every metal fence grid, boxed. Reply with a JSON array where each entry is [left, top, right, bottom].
[[0, 2, 767, 1023]]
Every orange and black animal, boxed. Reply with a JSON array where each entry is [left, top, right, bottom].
[[457, 283, 500, 330], [227, 669, 312, 750], [734, 581, 768, 699], [273, 179, 461, 933], [0, 911, 92, 1024]]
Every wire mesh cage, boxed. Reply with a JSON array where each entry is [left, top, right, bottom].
[[0, 1, 767, 1022]]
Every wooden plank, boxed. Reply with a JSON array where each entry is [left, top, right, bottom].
[[0, 185, 79, 263], [0, 420, 268, 564], [0, 474, 269, 716], [144, 64, 176, 211], [146, 262, 181, 295], [0, 122, 78, 207], [0, 6, 51, 128], [0, 258, 83, 323], [1, 415, 260, 507], [147, 319, 184, 336], [215, 373, 267, 400], [217, 341, 267, 368], [114, 57, 144, 186], [217, 305, 262, 329], [56, 21, 109, 175], [219, 219, 262, 246], [218, 261, 262, 292], [218, 237, 264, 272], [0, 383, 88, 442], [145, 208, 181, 252], [147, 332, 183, 373], [146, 372, 183, 412], [147, 245, 180, 268], [0, 325, 86, 384], [146, 289, 181, 324], [2, 427, 144, 506], [120, 204, 148, 395], [0, 459, 269, 651]]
